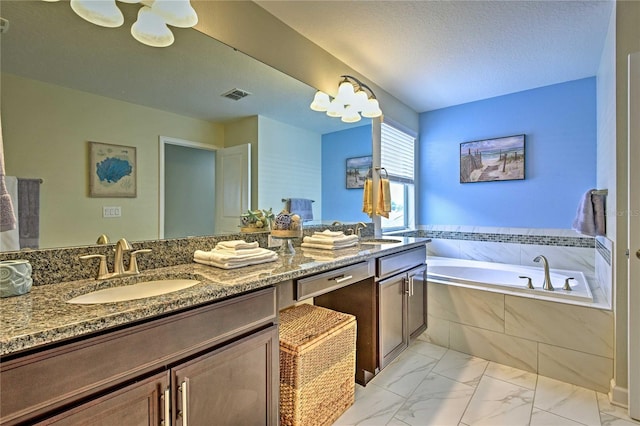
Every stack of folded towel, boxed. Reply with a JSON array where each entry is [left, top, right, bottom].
[[194, 240, 278, 269], [300, 230, 359, 250]]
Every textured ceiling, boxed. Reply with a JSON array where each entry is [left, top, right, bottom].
[[256, 0, 614, 113]]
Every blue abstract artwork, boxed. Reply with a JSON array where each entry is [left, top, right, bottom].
[[89, 142, 137, 197]]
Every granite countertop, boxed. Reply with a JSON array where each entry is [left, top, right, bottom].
[[0, 237, 428, 356]]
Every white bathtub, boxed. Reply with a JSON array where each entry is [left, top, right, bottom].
[[427, 257, 593, 303]]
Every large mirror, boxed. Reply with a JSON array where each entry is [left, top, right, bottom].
[[0, 1, 373, 250]]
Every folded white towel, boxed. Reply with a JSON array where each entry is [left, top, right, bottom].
[[313, 230, 345, 238], [194, 247, 276, 263], [303, 234, 359, 246], [194, 255, 278, 269], [211, 247, 264, 256], [301, 241, 359, 250], [216, 240, 259, 250]]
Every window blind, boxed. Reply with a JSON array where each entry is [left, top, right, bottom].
[[381, 122, 415, 184]]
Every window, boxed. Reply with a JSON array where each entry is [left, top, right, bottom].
[[381, 122, 416, 231]]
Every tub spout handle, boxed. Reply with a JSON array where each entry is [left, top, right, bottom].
[[563, 277, 575, 291], [519, 276, 534, 289]]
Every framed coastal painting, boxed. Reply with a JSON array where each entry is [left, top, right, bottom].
[[346, 155, 372, 189], [460, 134, 525, 183], [89, 142, 137, 197]]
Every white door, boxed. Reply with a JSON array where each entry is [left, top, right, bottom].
[[628, 52, 640, 420], [215, 144, 251, 233]]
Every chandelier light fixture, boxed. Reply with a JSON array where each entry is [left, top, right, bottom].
[[42, 0, 198, 48], [310, 75, 383, 123]]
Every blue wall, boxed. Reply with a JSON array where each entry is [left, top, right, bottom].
[[418, 77, 597, 228], [322, 124, 372, 222]]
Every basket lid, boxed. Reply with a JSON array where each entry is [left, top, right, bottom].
[[279, 304, 354, 347]]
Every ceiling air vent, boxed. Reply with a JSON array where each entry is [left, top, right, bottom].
[[221, 88, 252, 101]]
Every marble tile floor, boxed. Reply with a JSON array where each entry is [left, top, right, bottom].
[[334, 338, 639, 426]]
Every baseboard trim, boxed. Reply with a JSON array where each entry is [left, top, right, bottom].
[[609, 378, 629, 408]]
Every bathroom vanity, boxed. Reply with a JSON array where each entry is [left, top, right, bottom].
[[0, 238, 428, 425]]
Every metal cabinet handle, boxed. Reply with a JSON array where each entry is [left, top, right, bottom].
[[179, 379, 189, 426], [409, 276, 415, 296], [332, 274, 353, 284], [163, 387, 171, 426], [636, 249, 640, 260]]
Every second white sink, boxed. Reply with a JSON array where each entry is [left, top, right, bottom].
[[67, 279, 200, 304]]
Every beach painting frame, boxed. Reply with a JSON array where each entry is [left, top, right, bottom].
[[460, 134, 525, 183], [89, 142, 137, 197], [346, 155, 372, 189]]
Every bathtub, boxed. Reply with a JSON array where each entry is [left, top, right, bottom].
[[427, 257, 593, 303]]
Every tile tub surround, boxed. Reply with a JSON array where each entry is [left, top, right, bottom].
[[0, 223, 374, 286], [423, 281, 614, 393], [397, 226, 596, 277], [0, 237, 425, 356]]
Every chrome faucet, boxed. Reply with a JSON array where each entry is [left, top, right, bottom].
[[80, 238, 151, 280], [533, 255, 554, 291], [354, 222, 367, 237]]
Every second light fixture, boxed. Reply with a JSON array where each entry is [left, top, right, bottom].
[[310, 75, 382, 123]]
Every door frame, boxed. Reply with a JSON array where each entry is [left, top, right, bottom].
[[627, 51, 639, 420], [158, 136, 220, 239]]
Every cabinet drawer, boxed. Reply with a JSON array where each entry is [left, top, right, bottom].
[[376, 246, 426, 280], [1, 287, 276, 425], [296, 261, 373, 300]]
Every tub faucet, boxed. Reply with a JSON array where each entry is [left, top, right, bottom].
[[533, 255, 554, 291]]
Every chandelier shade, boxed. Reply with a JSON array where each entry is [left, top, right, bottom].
[[43, 0, 198, 47], [309, 75, 382, 122]]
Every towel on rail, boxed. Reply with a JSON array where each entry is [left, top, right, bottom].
[[286, 198, 314, 221], [572, 189, 606, 236]]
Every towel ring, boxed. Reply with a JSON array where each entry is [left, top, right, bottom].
[[375, 167, 389, 178]]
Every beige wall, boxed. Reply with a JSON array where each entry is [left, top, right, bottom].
[[1, 73, 222, 248]]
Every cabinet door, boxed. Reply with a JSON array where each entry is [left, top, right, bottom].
[[407, 265, 427, 340], [172, 326, 279, 426], [37, 372, 168, 426], [378, 274, 408, 369]]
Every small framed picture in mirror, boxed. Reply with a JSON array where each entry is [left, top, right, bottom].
[[346, 155, 372, 189], [89, 142, 137, 197]]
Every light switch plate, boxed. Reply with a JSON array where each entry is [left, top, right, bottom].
[[103, 206, 121, 218]]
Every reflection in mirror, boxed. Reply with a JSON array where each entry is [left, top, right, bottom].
[[0, 1, 373, 250]]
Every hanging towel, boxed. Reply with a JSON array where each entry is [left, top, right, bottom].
[[287, 198, 314, 222], [362, 178, 373, 216], [572, 189, 606, 236], [17, 178, 40, 249], [0, 124, 17, 232], [377, 178, 392, 219], [0, 176, 20, 251]]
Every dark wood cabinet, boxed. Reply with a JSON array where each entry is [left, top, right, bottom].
[[315, 245, 428, 385], [377, 248, 427, 369], [378, 273, 408, 369], [1, 287, 278, 426], [172, 326, 279, 426], [407, 265, 427, 340], [35, 372, 169, 426]]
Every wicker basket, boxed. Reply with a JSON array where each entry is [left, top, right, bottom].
[[279, 304, 357, 426]]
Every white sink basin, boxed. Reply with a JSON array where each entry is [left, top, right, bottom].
[[360, 238, 403, 245], [67, 279, 200, 304]]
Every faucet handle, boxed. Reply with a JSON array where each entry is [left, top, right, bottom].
[[563, 277, 575, 291], [128, 249, 152, 274], [80, 254, 108, 279], [519, 276, 534, 289]]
